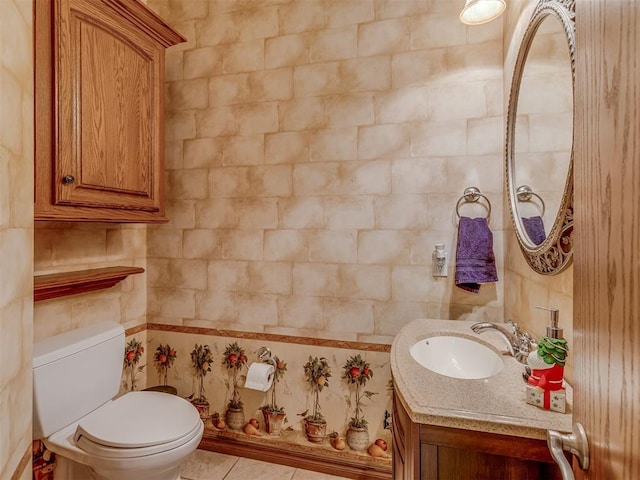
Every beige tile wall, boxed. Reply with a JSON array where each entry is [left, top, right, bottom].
[[147, 0, 506, 344], [0, 1, 34, 478], [33, 223, 148, 342], [0, 0, 574, 461], [502, 0, 574, 384]]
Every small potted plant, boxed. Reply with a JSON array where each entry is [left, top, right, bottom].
[[259, 355, 288, 435], [302, 356, 331, 443], [223, 341, 247, 430], [342, 354, 376, 451], [153, 343, 177, 388], [123, 338, 145, 391], [190, 343, 214, 419]]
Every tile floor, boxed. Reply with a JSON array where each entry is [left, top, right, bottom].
[[180, 450, 351, 480]]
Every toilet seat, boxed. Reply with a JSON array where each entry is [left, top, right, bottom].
[[75, 419, 202, 459], [73, 391, 201, 459]]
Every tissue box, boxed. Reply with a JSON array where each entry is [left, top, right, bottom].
[[526, 385, 566, 413]]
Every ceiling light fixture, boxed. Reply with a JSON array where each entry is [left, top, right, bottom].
[[459, 0, 506, 25]]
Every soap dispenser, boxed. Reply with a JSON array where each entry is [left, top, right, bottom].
[[525, 307, 569, 413]]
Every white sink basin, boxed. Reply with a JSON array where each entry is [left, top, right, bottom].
[[409, 335, 504, 380]]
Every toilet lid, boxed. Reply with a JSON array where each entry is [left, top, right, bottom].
[[74, 391, 201, 448]]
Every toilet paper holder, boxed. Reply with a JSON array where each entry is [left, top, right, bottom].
[[244, 347, 277, 392], [256, 346, 277, 368]]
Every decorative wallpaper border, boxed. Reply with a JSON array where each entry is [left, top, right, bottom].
[[142, 323, 392, 353]]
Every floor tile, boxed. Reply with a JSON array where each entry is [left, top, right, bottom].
[[180, 450, 352, 480], [222, 457, 296, 480], [180, 450, 239, 480], [291, 469, 351, 480]]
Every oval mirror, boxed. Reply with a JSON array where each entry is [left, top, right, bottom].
[[506, 0, 575, 275]]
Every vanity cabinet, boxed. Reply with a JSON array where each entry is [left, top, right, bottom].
[[34, 0, 185, 222], [392, 393, 564, 480]]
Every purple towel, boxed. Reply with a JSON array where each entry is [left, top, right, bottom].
[[522, 216, 546, 246], [455, 216, 498, 294]]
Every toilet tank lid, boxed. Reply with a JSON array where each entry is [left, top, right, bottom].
[[33, 322, 124, 368]]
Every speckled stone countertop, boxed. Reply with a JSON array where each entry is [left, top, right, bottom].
[[391, 319, 573, 440]]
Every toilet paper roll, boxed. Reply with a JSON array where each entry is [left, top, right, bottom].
[[244, 362, 275, 392]]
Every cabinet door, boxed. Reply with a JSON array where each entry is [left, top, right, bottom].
[[420, 424, 564, 480], [54, 0, 162, 212]]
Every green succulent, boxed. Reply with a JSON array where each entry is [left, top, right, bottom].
[[537, 337, 569, 367]]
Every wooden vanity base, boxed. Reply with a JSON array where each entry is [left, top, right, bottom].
[[393, 393, 565, 480]]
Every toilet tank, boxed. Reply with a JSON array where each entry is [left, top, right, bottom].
[[33, 322, 125, 439]]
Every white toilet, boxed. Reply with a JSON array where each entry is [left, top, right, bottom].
[[33, 321, 204, 480]]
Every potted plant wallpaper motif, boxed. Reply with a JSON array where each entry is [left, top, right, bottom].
[[122, 338, 144, 391], [302, 356, 331, 443], [259, 355, 288, 435], [190, 343, 214, 419], [343, 354, 376, 451], [154, 343, 177, 388], [223, 341, 247, 430]]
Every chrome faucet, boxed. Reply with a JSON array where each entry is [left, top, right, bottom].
[[471, 320, 536, 364]]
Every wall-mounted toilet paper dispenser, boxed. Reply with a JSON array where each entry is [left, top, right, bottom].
[[244, 346, 277, 391]]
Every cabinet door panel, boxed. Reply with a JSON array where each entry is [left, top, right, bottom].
[[434, 446, 546, 480], [79, 20, 151, 194], [55, 0, 161, 211]]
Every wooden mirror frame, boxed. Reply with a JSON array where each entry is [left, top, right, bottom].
[[505, 0, 576, 275]]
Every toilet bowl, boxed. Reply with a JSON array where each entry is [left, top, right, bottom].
[[45, 391, 204, 480], [33, 322, 204, 480]]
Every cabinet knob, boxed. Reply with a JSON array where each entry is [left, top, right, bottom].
[[62, 175, 75, 184]]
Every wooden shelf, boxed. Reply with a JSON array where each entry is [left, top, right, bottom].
[[34, 266, 145, 302]]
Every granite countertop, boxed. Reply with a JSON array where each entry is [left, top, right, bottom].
[[391, 318, 573, 440]]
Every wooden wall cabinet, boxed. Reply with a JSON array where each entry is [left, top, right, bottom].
[[35, 0, 185, 222], [392, 393, 565, 480]]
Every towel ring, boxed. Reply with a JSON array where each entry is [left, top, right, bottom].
[[455, 187, 491, 219], [516, 185, 546, 217]]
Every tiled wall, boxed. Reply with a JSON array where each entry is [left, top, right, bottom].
[[0, 1, 34, 478], [0, 0, 574, 475], [33, 223, 148, 342], [502, 0, 574, 383], [147, 0, 506, 343], [0, 0, 574, 471]]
